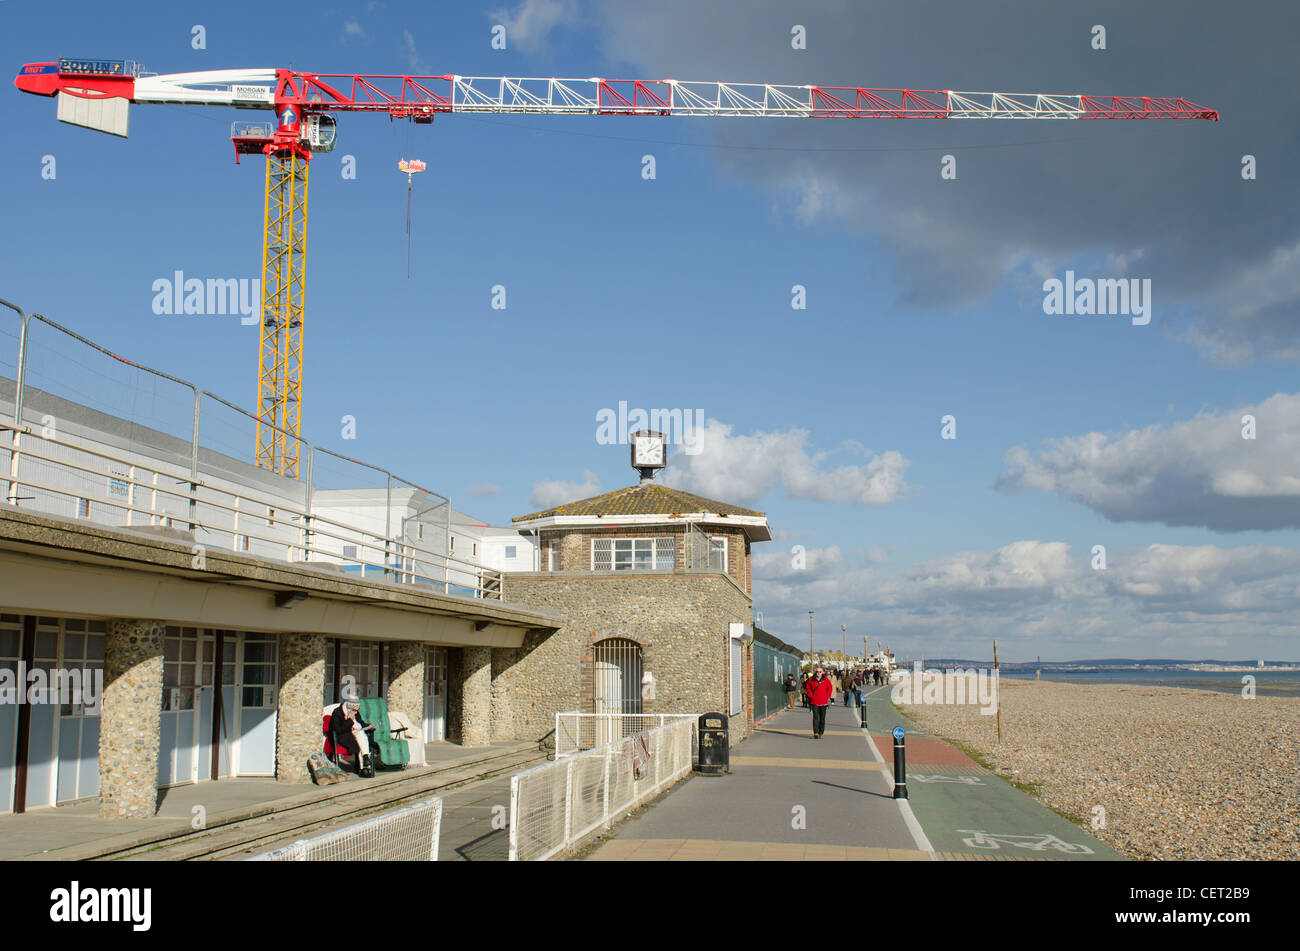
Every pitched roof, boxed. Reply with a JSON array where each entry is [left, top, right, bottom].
[[513, 482, 764, 522], [754, 626, 804, 657]]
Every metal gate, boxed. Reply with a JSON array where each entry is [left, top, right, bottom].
[[593, 638, 643, 717]]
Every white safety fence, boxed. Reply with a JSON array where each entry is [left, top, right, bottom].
[[554, 711, 697, 758], [247, 795, 443, 861], [510, 718, 695, 861]]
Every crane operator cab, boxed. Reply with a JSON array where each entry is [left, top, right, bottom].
[[302, 114, 337, 152]]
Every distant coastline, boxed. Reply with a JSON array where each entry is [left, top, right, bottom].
[[894, 659, 1300, 696], [998, 669, 1300, 696]]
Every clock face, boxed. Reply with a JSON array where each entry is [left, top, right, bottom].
[[634, 434, 665, 466]]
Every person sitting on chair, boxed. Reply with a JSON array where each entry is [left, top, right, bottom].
[[331, 700, 375, 776]]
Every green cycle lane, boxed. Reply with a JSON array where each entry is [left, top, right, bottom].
[[861, 684, 1125, 861]]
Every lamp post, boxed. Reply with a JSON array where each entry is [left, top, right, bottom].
[[841, 623, 846, 659], [808, 610, 814, 661]]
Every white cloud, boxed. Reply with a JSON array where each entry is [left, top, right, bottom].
[[529, 469, 601, 508], [753, 545, 843, 580], [465, 483, 502, 497], [1183, 241, 1300, 366], [662, 418, 909, 507], [751, 540, 1300, 659], [343, 20, 365, 40], [997, 393, 1300, 531], [489, 0, 576, 53], [402, 30, 429, 72], [588, 1, 1300, 365]]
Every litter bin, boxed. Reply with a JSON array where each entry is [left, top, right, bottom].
[[695, 712, 729, 776]]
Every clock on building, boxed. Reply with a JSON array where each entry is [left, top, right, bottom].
[[630, 430, 666, 474]]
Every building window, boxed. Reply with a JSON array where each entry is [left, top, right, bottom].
[[236, 534, 249, 552], [342, 544, 358, 560], [472, 542, 477, 558], [240, 633, 277, 709], [592, 537, 675, 571], [325, 639, 387, 706], [76, 498, 90, 519], [709, 536, 727, 572], [417, 523, 424, 540], [505, 545, 517, 559], [162, 626, 200, 711], [450, 536, 455, 554]]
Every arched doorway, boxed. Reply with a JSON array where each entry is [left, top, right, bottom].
[[593, 638, 644, 716]]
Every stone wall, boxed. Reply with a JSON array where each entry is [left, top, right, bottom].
[[461, 646, 492, 746], [445, 647, 464, 744], [99, 618, 165, 818], [275, 633, 326, 784], [500, 572, 753, 746], [386, 641, 424, 725], [490, 647, 519, 742]]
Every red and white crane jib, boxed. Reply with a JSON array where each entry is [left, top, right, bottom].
[[235, 71, 1222, 121], [15, 58, 1220, 142]]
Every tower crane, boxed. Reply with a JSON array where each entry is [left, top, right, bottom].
[[15, 58, 1218, 477]]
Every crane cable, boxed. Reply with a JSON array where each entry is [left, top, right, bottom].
[[397, 157, 427, 279]]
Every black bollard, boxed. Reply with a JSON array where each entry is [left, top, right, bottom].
[[892, 726, 907, 799], [859, 695, 869, 730]]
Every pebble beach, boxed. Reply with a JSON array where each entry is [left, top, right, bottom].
[[898, 679, 1300, 860]]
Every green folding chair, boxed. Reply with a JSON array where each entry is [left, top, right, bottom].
[[359, 696, 411, 769]]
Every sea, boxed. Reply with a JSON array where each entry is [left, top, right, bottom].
[[998, 668, 1300, 697]]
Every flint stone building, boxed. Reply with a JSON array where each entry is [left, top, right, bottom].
[[501, 482, 769, 746]]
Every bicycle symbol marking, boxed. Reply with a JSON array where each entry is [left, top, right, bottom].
[[957, 830, 1095, 854], [912, 774, 985, 785]]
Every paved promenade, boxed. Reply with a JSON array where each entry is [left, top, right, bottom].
[[589, 686, 1124, 861]]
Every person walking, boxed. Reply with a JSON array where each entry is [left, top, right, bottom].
[[805, 668, 833, 739], [784, 673, 799, 709], [841, 669, 853, 706]]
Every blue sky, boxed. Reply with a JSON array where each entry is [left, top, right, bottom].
[[3, 1, 1299, 660]]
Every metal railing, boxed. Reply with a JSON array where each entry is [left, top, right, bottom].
[[685, 519, 726, 571], [554, 711, 698, 758], [0, 296, 503, 599], [248, 795, 442, 861], [509, 718, 694, 861]]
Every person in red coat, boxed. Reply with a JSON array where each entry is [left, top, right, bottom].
[[805, 668, 834, 739]]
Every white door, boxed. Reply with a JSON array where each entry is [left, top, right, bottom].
[[236, 633, 277, 775], [0, 617, 20, 812], [159, 627, 200, 786], [423, 648, 446, 742], [159, 630, 278, 784], [55, 621, 104, 803]]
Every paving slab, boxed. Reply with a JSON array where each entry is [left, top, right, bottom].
[[586, 699, 921, 859]]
